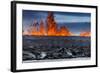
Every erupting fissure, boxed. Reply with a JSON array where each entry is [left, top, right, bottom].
[[23, 12, 90, 37], [25, 12, 72, 36], [80, 32, 91, 37]]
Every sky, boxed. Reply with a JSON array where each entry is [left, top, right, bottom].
[[23, 10, 91, 35]]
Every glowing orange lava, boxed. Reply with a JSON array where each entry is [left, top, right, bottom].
[[25, 12, 72, 36], [23, 12, 90, 37], [80, 32, 91, 37]]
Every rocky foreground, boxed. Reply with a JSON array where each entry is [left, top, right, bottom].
[[23, 35, 91, 62]]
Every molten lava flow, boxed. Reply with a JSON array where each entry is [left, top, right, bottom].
[[46, 12, 57, 36], [80, 32, 91, 37], [39, 19, 46, 35], [59, 26, 72, 36], [24, 12, 72, 36]]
